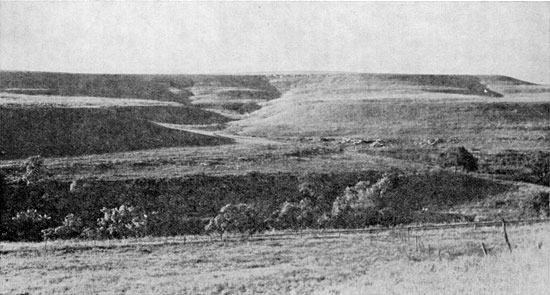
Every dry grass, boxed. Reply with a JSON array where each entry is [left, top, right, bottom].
[[1, 223, 548, 295], [316, 224, 549, 295]]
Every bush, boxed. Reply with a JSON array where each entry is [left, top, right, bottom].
[[331, 172, 408, 228], [96, 205, 148, 239], [439, 146, 478, 172], [274, 202, 301, 229], [22, 155, 48, 185], [205, 203, 265, 238], [269, 199, 321, 230], [521, 192, 550, 218], [42, 214, 84, 240], [529, 152, 550, 186], [10, 209, 53, 241]]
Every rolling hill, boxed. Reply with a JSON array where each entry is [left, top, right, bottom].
[[228, 73, 550, 150]]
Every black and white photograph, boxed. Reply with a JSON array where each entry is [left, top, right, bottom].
[[1, 1, 549, 294]]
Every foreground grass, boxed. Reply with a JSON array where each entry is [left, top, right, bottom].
[[317, 225, 549, 295], [1, 223, 548, 294]]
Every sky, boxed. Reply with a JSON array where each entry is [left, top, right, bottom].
[[1, 2, 549, 84]]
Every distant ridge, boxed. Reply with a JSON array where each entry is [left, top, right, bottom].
[[0, 71, 195, 103], [476, 75, 537, 86]]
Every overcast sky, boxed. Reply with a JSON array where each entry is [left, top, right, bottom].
[[1, 2, 549, 84]]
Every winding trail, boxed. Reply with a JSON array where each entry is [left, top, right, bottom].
[[152, 122, 281, 145]]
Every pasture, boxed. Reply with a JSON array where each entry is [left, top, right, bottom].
[[1, 223, 548, 294]]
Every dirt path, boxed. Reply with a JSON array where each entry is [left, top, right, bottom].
[[152, 122, 281, 145]]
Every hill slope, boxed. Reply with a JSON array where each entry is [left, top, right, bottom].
[[229, 74, 549, 149], [0, 107, 233, 159]]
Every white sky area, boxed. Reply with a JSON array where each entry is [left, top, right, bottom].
[[1, 2, 549, 84]]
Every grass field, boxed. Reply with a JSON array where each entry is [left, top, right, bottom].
[[1, 223, 548, 295]]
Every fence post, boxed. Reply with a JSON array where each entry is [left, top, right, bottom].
[[480, 242, 488, 256], [502, 218, 512, 253]]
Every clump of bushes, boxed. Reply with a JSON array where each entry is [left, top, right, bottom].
[[439, 146, 478, 172], [95, 205, 149, 239], [4, 205, 150, 241], [330, 174, 404, 228], [42, 214, 84, 240], [268, 199, 324, 230], [10, 209, 54, 241], [205, 203, 265, 239]]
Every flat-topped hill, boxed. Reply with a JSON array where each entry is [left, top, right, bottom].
[[0, 71, 281, 110], [0, 71, 194, 103]]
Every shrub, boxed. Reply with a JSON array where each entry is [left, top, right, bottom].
[[42, 214, 84, 240], [276, 201, 302, 229], [521, 192, 550, 218], [96, 205, 148, 239], [10, 209, 53, 241], [439, 146, 478, 172], [529, 152, 550, 186], [22, 155, 48, 185], [269, 198, 320, 230], [331, 172, 407, 228], [205, 203, 265, 238]]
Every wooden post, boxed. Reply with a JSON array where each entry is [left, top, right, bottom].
[[502, 218, 512, 253], [480, 242, 488, 256]]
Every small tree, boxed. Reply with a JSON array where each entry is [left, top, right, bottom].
[[205, 203, 264, 239], [96, 205, 148, 239], [331, 172, 407, 228], [331, 181, 381, 228]]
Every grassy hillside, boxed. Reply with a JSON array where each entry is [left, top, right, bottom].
[[230, 74, 549, 150], [0, 107, 233, 159]]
